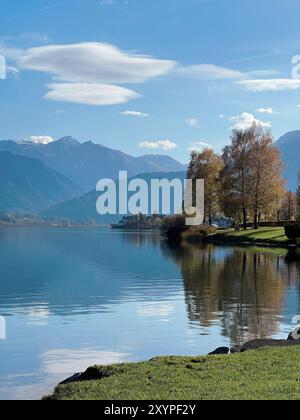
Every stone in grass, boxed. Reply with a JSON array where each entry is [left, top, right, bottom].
[[59, 365, 117, 385], [209, 347, 230, 355], [241, 338, 300, 353], [60, 373, 82, 385]]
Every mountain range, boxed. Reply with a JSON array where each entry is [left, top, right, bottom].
[[0, 151, 81, 213], [39, 131, 300, 222], [0, 137, 186, 192], [0, 131, 298, 219], [276, 130, 300, 191], [41, 171, 187, 224]]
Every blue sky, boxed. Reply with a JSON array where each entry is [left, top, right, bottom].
[[1, 0, 300, 162]]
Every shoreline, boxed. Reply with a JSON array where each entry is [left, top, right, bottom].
[[206, 235, 298, 249], [203, 227, 299, 249], [1, 224, 299, 251], [45, 341, 300, 400]]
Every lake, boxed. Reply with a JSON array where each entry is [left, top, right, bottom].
[[0, 227, 299, 400]]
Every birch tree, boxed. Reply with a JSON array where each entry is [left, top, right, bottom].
[[188, 148, 223, 225]]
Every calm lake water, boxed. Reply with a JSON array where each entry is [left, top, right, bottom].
[[0, 227, 299, 400]]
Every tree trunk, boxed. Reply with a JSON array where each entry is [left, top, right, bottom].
[[253, 209, 259, 230], [242, 208, 247, 230]]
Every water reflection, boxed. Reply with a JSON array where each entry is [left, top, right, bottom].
[[0, 228, 299, 399], [0, 228, 180, 316], [161, 242, 300, 346]]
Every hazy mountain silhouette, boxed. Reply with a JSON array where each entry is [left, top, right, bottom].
[[0, 137, 186, 191], [276, 131, 300, 191], [0, 151, 82, 213], [41, 171, 187, 223]]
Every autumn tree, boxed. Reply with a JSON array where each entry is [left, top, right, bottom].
[[280, 191, 297, 221], [220, 124, 285, 229], [248, 126, 285, 229], [188, 148, 223, 225], [273, 182, 286, 222], [220, 129, 254, 229]]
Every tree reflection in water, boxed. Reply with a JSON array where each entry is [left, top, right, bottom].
[[161, 241, 300, 346]]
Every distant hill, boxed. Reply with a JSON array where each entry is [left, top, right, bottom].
[[0, 137, 186, 191], [0, 151, 82, 213], [276, 131, 300, 191], [41, 171, 187, 224]]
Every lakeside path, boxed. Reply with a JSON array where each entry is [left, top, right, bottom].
[[45, 347, 300, 400], [207, 227, 297, 248]]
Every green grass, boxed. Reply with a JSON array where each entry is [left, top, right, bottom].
[[210, 227, 290, 246], [46, 347, 300, 400]]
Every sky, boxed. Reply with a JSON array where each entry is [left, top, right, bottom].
[[1, 0, 300, 162]]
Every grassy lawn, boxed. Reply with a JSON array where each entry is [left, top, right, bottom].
[[210, 227, 290, 246], [46, 347, 300, 400]]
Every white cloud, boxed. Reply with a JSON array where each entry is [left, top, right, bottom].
[[256, 107, 275, 114], [188, 141, 213, 152], [121, 110, 149, 117], [139, 140, 177, 151], [17, 42, 176, 106], [230, 112, 271, 130], [246, 70, 280, 78], [238, 79, 300, 92], [186, 118, 200, 128], [19, 42, 176, 84], [0, 44, 24, 60], [45, 83, 139, 105], [28, 135, 54, 145], [2, 41, 245, 85], [219, 114, 225, 119], [176, 64, 244, 80]]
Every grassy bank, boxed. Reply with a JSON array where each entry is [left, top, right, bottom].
[[208, 227, 291, 247], [46, 347, 300, 400]]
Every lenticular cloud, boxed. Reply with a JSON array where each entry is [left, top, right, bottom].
[[18, 42, 176, 106], [19, 42, 176, 84], [45, 83, 140, 106]]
